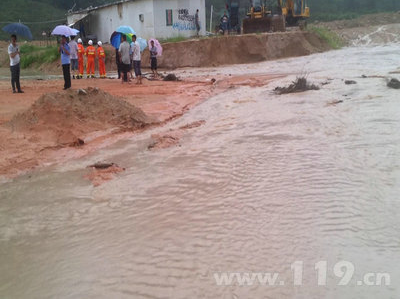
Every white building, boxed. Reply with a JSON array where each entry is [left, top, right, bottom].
[[67, 0, 206, 42]]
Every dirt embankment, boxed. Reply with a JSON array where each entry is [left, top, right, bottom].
[[2, 31, 330, 71], [142, 31, 330, 69]]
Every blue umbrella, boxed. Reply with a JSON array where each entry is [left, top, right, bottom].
[[137, 37, 147, 52], [110, 31, 133, 49], [2, 23, 33, 40], [51, 25, 76, 36], [116, 25, 136, 35]]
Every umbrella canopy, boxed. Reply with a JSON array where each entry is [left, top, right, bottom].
[[110, 31, 133, 49], [116, 25, 136, 35], [2, 23, 33, 40], [148, 38, 163, 56], [51, 25, 76, 37], [136, 37, 148, 52], [70, 28, 80, 36]]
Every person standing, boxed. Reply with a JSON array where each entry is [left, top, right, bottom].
[[149, 40, 159, 79], [220, 11, 229, 35], [131, 35, 142, 85], [85, 40, 96, 78], [59, 35, 71, 90], [118, 34, 131, 83], [97, 41, 106, 78], [69, 36, 78, 79], [195, 9, 200, 36], [77, 38, 85, 79], [8, 34, 23, 93]]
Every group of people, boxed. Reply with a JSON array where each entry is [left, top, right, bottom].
[[59, 35, 107, 90], [116, 34, 159, 85], [8, 33, 160, 92]]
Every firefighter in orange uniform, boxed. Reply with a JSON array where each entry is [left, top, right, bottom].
[[85, 40, 96, 78], [77, 38, 85, 79], [97, 41, 106, 78]]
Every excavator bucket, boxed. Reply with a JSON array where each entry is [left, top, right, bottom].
[[242, 15, 286, 34]]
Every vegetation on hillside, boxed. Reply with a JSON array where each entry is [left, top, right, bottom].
[[19, 44, 59, 69], [307, 26, 344, 49], [0, 0, 110, 40]]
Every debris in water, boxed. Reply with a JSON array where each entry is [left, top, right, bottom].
[[345, 80, 357, 85], [88, 162, 119, 169], [84, 163, 125, 187], [387, 78, 400, 89], [163, 74, 179, 81], [326, 100, 344, 106], [274, 77, 319, 95]]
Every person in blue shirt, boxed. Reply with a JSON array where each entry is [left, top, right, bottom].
[[59, 36, 71, 90]]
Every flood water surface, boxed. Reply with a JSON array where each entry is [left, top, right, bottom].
[[1, 45, 400, 298]]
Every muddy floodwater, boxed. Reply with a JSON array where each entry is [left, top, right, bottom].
[[1, 44, 400, 298]]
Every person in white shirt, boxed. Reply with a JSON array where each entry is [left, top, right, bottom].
[[69, 36, 79, 79], [8, 34, 23, 93], [131, 35, 142, 85]]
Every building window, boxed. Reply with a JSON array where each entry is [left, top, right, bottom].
[[166, 9, 173, 26]]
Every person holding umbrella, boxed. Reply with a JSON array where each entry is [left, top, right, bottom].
[[59, 35, 71, 90], [8, 34, 23, 93]]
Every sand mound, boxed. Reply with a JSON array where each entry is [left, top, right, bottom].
[[8, 87, 153, 146]]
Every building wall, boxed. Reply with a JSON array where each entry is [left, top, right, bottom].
[[68, 0, 206, 42], [153, 0, 206, 39]]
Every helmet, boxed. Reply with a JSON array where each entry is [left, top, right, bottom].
[[88, 40, 93, 45], [97, 41, 102, 46], [77, 38, 82, 43]]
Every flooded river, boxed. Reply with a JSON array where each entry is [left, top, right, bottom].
[[1, 44, 400, 298]]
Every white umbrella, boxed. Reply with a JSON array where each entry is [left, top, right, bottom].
[[51, 25, 76, 36]]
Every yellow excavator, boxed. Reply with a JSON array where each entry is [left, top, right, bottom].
[[242, 0, 310, 34]]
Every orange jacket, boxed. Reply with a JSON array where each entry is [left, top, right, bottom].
[[97, 47, 105, 60], [77, 44, 85, 59], [85, 45, 96, 59]]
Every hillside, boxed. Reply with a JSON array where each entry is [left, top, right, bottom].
[[0, 0, 110, 40]]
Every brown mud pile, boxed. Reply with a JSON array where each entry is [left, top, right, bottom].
[[8, 87, 153, 146], [0, 87, 153, 176], [142, 31, 330, 69]]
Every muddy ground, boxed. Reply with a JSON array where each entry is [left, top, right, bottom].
[[1, 11, 400, 179], [0, 73, 284, 178]]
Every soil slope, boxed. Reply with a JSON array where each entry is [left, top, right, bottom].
[[143, 31, 330, 69]]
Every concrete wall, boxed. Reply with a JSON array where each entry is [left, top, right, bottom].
[[153, 0, 206, 39], [89, 0, 155, 42], [68, 0, 206, 43]]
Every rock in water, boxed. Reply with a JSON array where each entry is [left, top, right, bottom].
[[387, 78, 400, 89], [163, 74, 179, 81]]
